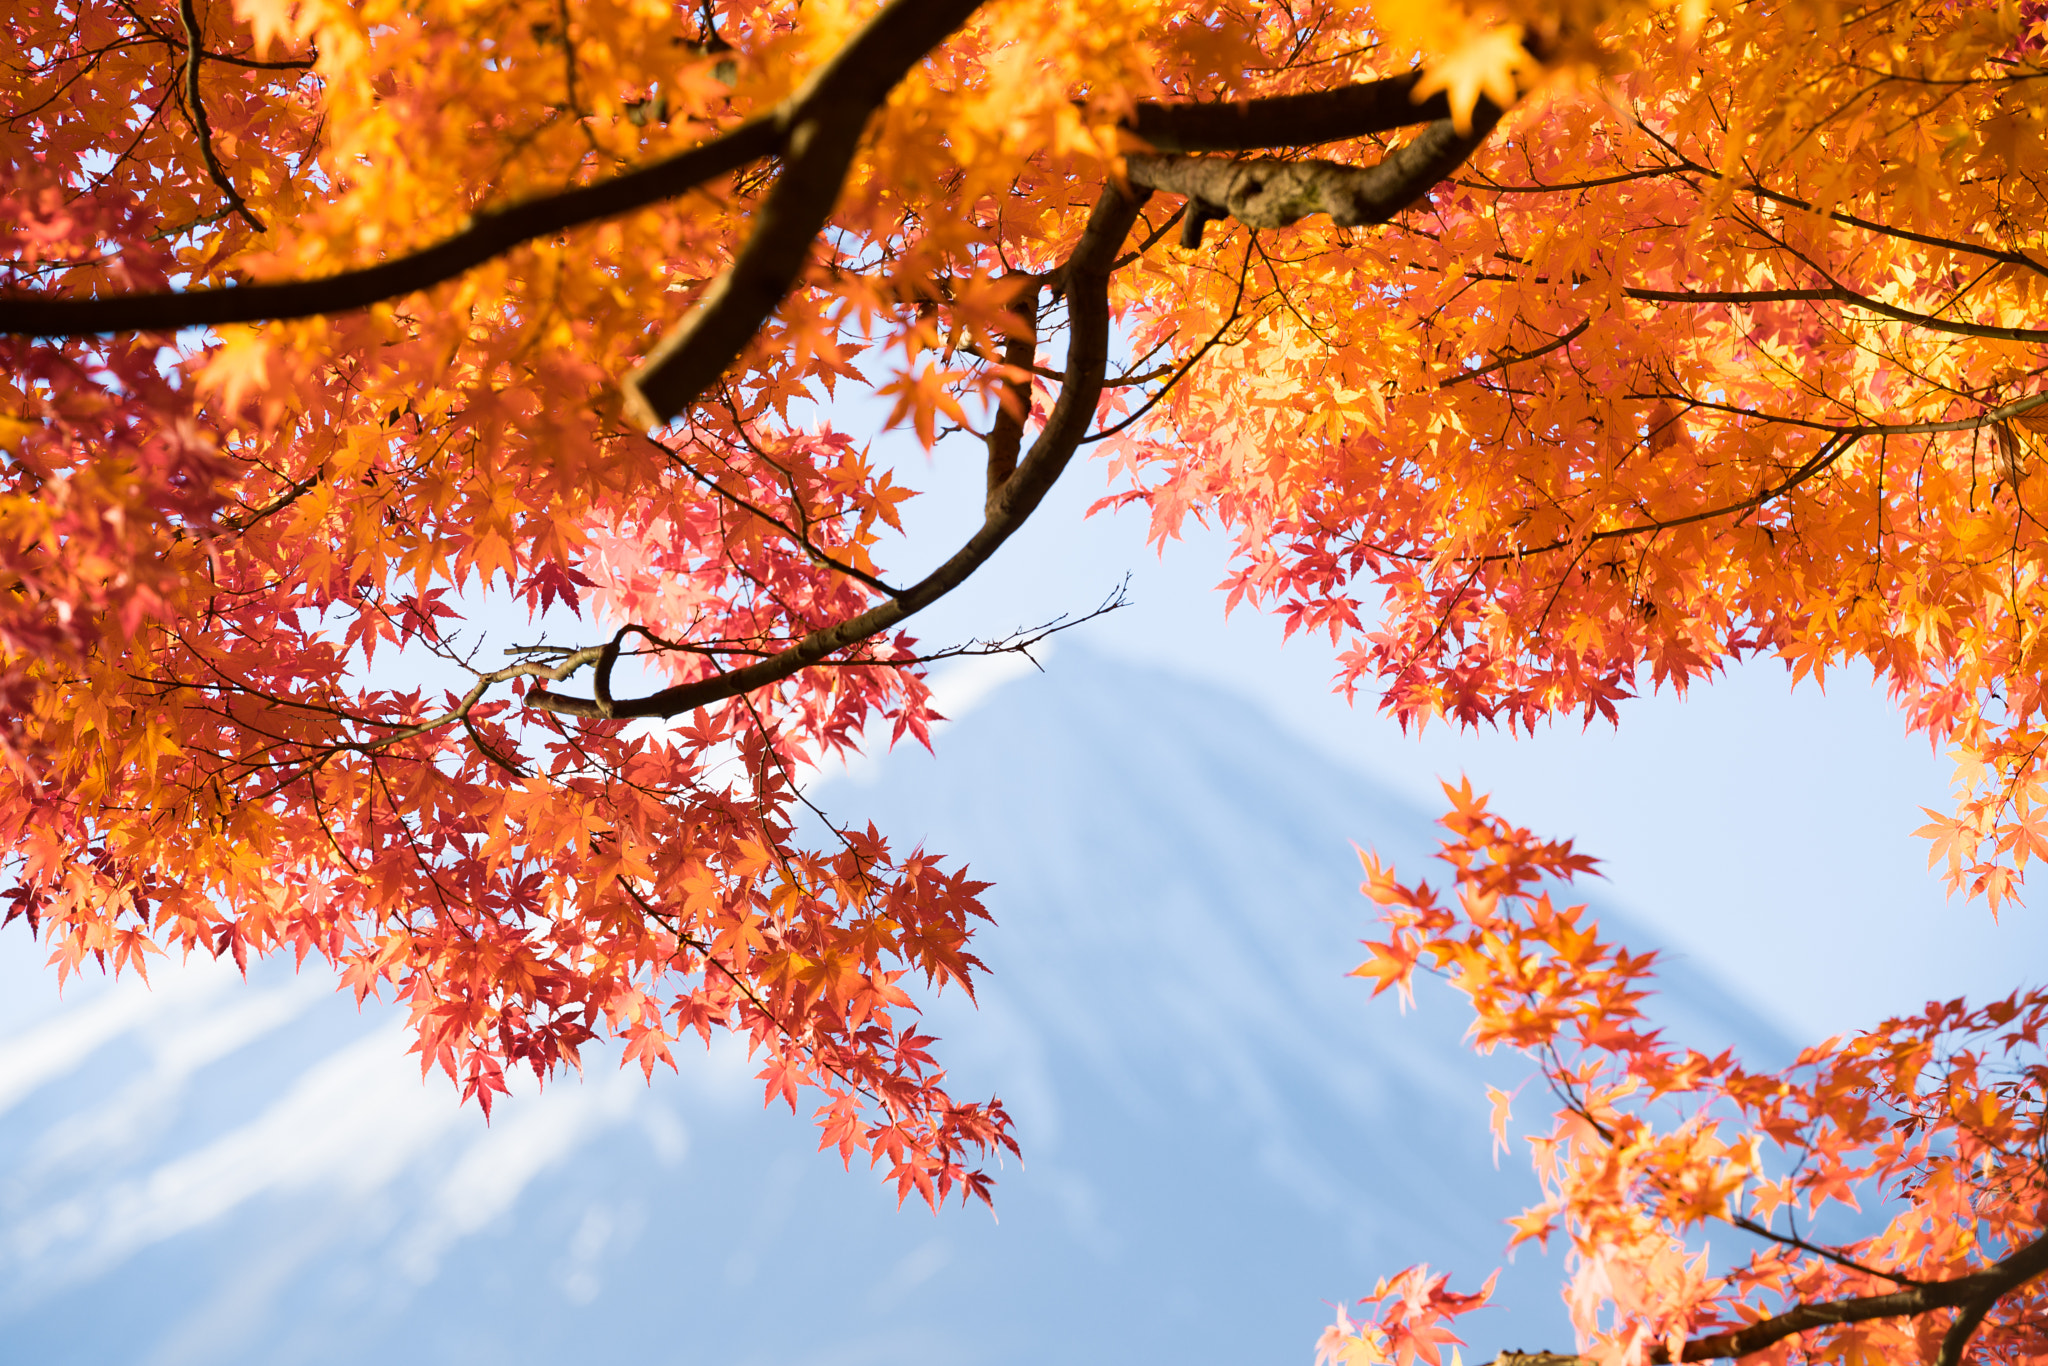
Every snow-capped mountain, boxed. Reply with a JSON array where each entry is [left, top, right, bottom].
[[0, 651, 1785, 1365]]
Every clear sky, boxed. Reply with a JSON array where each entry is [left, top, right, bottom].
[[865, 423, 2048, 1046]]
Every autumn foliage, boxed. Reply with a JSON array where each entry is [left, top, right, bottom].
[[8, 0, 2048, 1356], [1325, 786, 2048, 1366]]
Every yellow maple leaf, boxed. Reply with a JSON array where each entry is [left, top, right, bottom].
[[1414, 24, 1536, 132]]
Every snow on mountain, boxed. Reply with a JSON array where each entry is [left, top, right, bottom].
[[0, 650, 1785, 1365]]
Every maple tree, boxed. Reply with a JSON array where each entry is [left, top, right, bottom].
[[7, 0, 2048, 1357]]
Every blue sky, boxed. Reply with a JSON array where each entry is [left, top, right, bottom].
[[861, 427, 2048, 1046]]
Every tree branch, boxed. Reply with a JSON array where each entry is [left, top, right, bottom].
[[0, 117, 781, 335], [1483, 1228, 2048, 1365], [983, 278, 1041, 513], [1124, 72, 1506, 152], [1726, 1212, 1923, 1288], [178, 0, 264, 233], [652, 425, 904, 597], [526, 182, 1150, 719], [1125, 106, 1503, 248], [583, 582, 1127, 672], [1441, 319, 1589, 388], [1936, 1294, 1998, 1366], [619, 0, 987, 427], [4, 52, 1516, 340], [1625, 122, 2048, 281], [4, 0, 983, 343], [1621, 285, 2048, 344]]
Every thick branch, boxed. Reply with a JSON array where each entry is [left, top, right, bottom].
[[619, 0, 986, 427], [1126, 108, 1503, 247], [1671, 1230, 2048, 1362], [527, 183, 1150, 719], [1936, 1294, 1998, 1366], [0, 118, 780, 335], [1125, 72, 1506, 152], [5, 43, 1510, 341], [1485, 1229, 2048, 1366], [0, 0, 973, 340], [984, 279, 1042, 513]]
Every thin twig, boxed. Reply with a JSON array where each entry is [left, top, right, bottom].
[[177, 0, 264, 232]]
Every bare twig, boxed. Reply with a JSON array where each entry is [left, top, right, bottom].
[[1622, 284, 2048, 344], [1441, 319, 1589, 388], [177, 0, 264, 232]]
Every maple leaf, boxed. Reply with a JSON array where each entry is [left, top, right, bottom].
[[1485, 1084, 1516, 1166], [1409, 22, 1534, 133], [1318, 1305, 1390, 1366], [1352, 937, 1420, 1000]]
